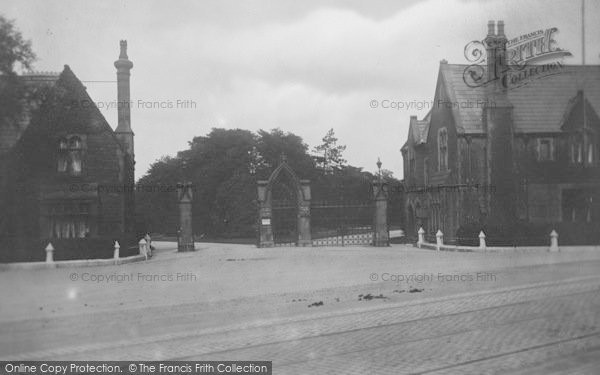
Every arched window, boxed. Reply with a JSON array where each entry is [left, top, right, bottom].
[[57, 138, 68, 172], [438, 128, 448, 171], [408, 148, 416, 179], [571, 135, 583, 164]]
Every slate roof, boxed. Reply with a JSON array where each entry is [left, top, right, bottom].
[[8, 65, 126, 157], [439, 64, 600, 134], [402, 110, 431, 151]]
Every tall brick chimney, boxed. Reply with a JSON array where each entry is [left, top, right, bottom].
[[114, 40, 134, 157], [482, 21, 516, 228], [114, 40, 135, 243], [484, 20, 508, 90]]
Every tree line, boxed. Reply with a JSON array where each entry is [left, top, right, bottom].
[[135, 128, 399, 239]]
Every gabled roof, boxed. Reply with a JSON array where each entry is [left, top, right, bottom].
[[439, 64, 486, 134], [559, 90, 600, 131], [439, 64, 600, 134], [12, 65, 125, 154]]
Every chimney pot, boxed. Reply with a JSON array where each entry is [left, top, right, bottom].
[[497, 20, 505, 36], [487, 20, 495, 36], [119, 40, 128, 59]]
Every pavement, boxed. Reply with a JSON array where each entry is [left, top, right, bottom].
[[1, 242, 600, 374]]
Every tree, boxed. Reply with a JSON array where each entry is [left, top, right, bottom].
[[313, 128, 346, 174], [0, 15, 36, 122], [135, 156, 185, 235], [255, 128, 315, 179], [0, 15, 35, 74], [379, 169, 395, 181], [135, 127, 376, 239]]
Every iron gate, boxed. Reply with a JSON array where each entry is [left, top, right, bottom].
[[272, 200, 298, 246], [270, 170, 301, 246], [311, 201, 374, 246]]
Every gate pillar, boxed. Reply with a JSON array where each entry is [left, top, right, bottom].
[[257, 180, 274, 247], [372, 179, 390, 247], [297, 179, 312, 247], [177, 182, 195, 252]]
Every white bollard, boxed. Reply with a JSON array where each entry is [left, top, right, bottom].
[[144, 233, 152, 257], [417, 227, 425, 248], [114, 241, 120, 263], [479, 230, 487, 250], [139, 238, 148, 260], [436, 230, 444, 251], [45, 242, 54, 263], [549, 230, 559, 252]]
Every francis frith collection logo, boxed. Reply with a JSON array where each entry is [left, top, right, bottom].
[[463, 26, 572, 89]]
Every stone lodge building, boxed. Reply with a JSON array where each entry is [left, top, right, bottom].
[[401, 21, 600, 244], [0, 41, 136, 261]]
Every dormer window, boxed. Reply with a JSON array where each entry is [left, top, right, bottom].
[[58, 135, 85, 176], [438, 127, 448, 171]]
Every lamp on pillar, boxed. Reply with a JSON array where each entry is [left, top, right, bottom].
[[372, 158, 389, 247]]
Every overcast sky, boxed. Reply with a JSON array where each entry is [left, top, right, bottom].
[[3, 0, 599, 179]]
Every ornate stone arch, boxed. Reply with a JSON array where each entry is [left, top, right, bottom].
[[264, 160, 306, 204], [257, 158, 311, 247]]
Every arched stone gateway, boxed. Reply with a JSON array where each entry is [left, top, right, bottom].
[[257, 158, 311, 247], [257, 157, 392, 248]]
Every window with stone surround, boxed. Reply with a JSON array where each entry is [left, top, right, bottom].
[[57, 138, 68, 172], [562, 189, 596, 223], [46, 201, 90, 239], [570, 135, 583, 164], [58, 135, 85, 176], [537, 138, 554, 161]]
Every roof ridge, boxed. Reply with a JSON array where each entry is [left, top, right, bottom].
[[22, 71, 60, 76]]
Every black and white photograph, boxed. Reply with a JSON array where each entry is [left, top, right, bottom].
[[1, 0, 599, 373]]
